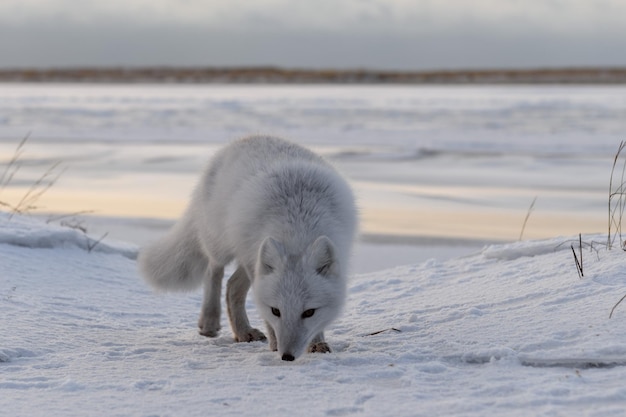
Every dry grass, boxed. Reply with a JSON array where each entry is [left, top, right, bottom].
[[606, 141, 626, 317], [1, 136, 111, 254], [0, 133, 29, 191], [518, 196, 537, 241], [610, 294, 626, 319], [0, 135, 65, 218], [608, 141, 626, 250]]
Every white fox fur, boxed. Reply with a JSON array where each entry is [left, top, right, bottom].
[[138, 136, 357, 360]]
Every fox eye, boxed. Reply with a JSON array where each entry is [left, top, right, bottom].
[[301, 309, 315, 319], [316, 263, 331, 276], [271, 307, 281, 317]]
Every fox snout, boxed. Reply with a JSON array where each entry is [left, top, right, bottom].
[[277, 341, 306, 362], [275, 332, 311, 362]]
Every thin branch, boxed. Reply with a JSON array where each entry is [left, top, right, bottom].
[[609, 294, 626, 319], [0, 133, 30, 190], [8, 163, 66, 219], [579, 233, 583, 274], [363, 328, 402, 337], [61, 220, 88, 234], [617, 141, 626, 247], [46, 210, 95, 224], [86, 232, 109, 253], [0, 201, 15, 210], [519, 196, 537, 241], [571, 245, 583, 279]]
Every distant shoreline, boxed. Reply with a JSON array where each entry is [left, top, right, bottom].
[[1, 67, 625, 84]]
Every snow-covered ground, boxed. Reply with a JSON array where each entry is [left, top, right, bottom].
[[2, 214, 626, 417], [2, 84, 626, 415]]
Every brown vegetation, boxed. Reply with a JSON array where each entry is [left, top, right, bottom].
[[1, 67, 625, 84]]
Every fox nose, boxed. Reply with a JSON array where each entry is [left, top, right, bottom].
[[281, 353, 295, 361]]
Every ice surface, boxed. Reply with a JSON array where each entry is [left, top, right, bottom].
[[2, 215, 626, 416], [1, 84, 625, 154], [1, 84, 624, 245]]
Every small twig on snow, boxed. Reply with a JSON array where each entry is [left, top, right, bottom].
[[364, 328, 402, 337], [571, 244, 583, 279], [578, 233, 583, 274], [86, 232, 109, 253], [609, 294, 626, 319]]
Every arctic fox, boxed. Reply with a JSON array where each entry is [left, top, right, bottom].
[[138, 136, 357, 361]]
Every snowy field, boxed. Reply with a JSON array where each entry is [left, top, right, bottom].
[[2, 214, 626, 417], [2, 84, 626, 415]]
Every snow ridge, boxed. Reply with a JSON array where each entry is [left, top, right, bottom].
[[0, 213, 137, 259]]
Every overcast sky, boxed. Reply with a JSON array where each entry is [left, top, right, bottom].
[[1, 0, 625, 70]]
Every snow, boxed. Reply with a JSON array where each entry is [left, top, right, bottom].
[[0, 214, 137, 259], [2, 83, 626, 415], [3, 214, 626, 416]]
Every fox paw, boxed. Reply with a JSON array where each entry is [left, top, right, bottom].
[[234, 328, 267, 343], [198, 317, 221, 338], [308, 342, 331, 354]]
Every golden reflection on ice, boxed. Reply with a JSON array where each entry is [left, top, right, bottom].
[[1, 177, 605, 243]]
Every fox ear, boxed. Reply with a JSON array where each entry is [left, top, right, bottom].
[[257, 237, 285, 276], [310, 236, 337, 277]]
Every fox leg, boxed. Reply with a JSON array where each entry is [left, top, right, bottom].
[[198, 265, 224, 337], [308, 332, 331, 353], [265, 322, 277, 351], [226, 266, 266, 342]]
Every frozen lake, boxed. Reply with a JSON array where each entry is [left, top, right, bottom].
[[1, 83, 625, 269]]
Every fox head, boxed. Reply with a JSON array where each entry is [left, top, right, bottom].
[[253, 235, 346, 361]]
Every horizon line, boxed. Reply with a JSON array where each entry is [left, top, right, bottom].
[[2, 66, 625, 84]]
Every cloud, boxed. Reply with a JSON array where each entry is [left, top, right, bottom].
[[3, 0, 625, 33], [1, 0, 625, 69]]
